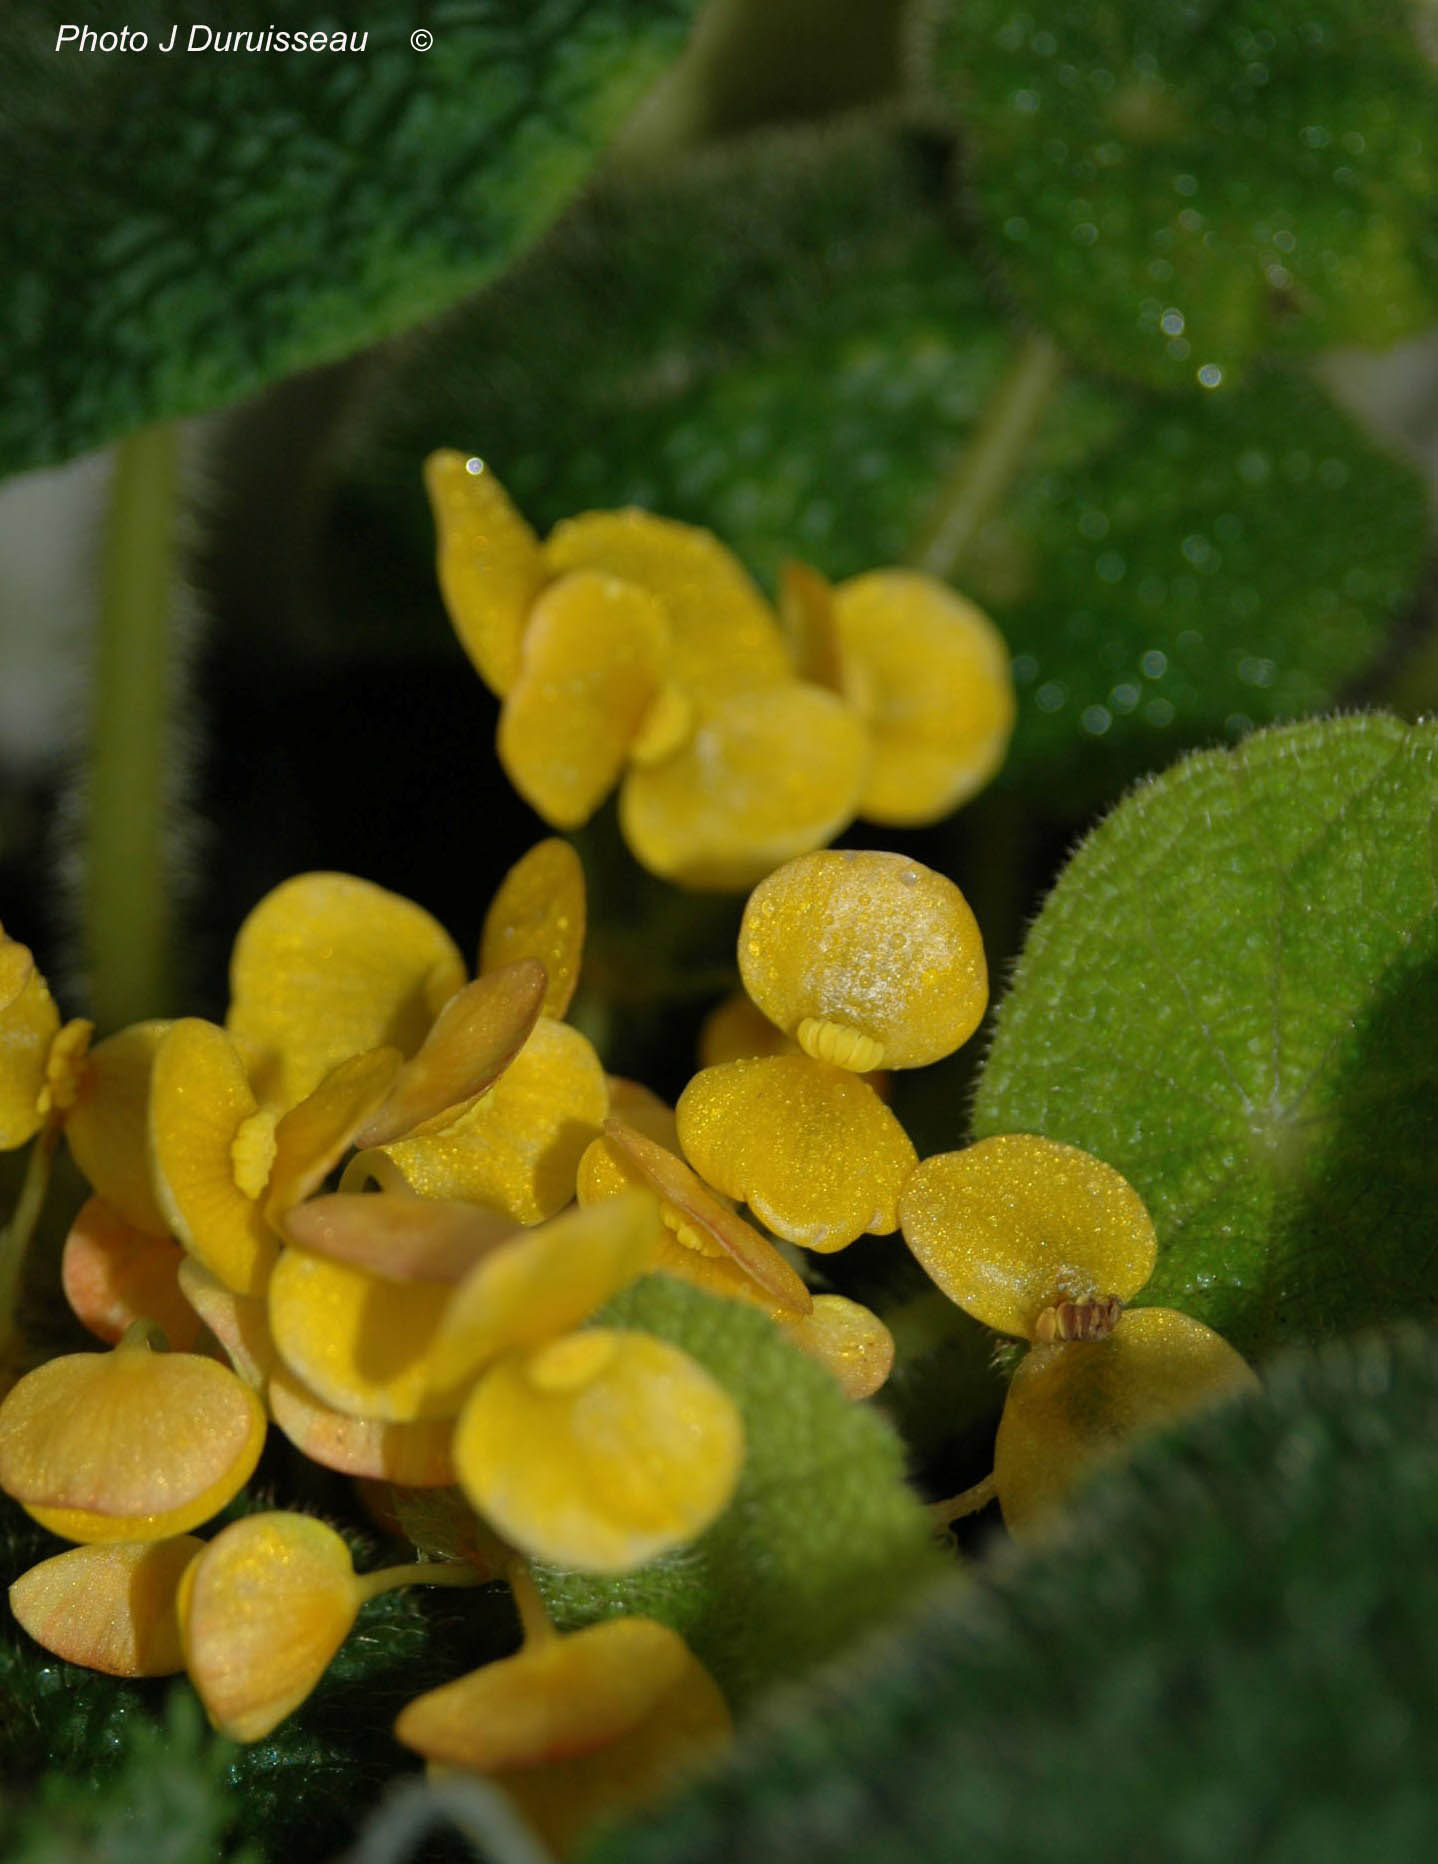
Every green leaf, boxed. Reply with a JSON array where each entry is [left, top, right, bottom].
[[585, 1325, 1438, 1864], [537, 1275, 944, 1707], [972, 714, 1438, 1359], [933, 0, 1438, 391], [0, 0, 699, 478]]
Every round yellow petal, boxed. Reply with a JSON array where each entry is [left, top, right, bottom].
[[0, 931, 59, 1148], [424, 450, 544, 697], [64, 1020, 173, 1235], [177, 1258, 277, 1391], [266, 1045, 403, 1218], [677, 1056, 916, 1251], [181, 1511, 360, 1741], [900, 1135, 1158, 1340], [620, 685, 868, 891], [480, 838, 587, 1021], [498, 571, 670, 830], [149, 1019, 277, 1297], [268, 1365, 456, 1486], [739, 850, 987, 1070], [698, 992, 792, 1067], [455, 1329, 743, 1571], [61, 1196, 200, 1350], [0, 1344, 266, 1542], [283, 1191, 521, 1284], [832, 569, 1014, 824], [782, 1294, 894, 1401], [994, 1307, 1260, 1533], [226, 872, 466, 1112], [11, 1536, 203, 1676]]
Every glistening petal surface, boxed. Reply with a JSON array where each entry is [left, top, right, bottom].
[[480, 838, 587, 1021], [424, 450, 544, 698]]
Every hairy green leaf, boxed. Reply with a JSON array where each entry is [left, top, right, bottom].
[[973, 714, 1438, 1358]]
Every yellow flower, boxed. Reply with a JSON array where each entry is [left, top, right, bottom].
[[900, 1134, 1258, 1532], [0, 925, 91, 1149], [10, 1537, 202, 1677]]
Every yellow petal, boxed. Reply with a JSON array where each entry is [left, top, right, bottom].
[[899, 1135, 1158, 1340], [64, 1020, 173, 1236], [268, 1365, 456, 1486], [543, 507, 789, 697], [454, 1329, 744, 1571], [698, 992, 793, 1067], [782, 1294, 894, 1400], [426, 1193, 659, 1395], [480, 839, 587, 1021], [61, 1196, 200, 1351], [149, 1019, 277, 1297], [424, 450, 544, 698], [177, 1258, 278, 1391], [832, 569, 1014, 824], [267, 1247, 458, 1423], [779, 559, 846, 691], [180, 1511, 360, 1741], [0, 930, 59, 1148], [0, 1341, 266, 1542], [739, 850, 987, 1070], [620, 685, 868, 890], [498, 571, 671, 829], [677, 1056, 916, 1251], [353, 966, 545, 1148], [226, 872, 466, 1112], [38, 1016, 93, 1120], [994, 1307, 1260, 1533], [283, 1192, 521, 1283], [265, 1046, 404, 1219], [10, 1536, 203, 1676], [371, 1017, 608, 1225]]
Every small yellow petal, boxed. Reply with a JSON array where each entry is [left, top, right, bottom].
[[0, 930, 59, 1148], [782, 1294, 894, 1400], [833, 569, 1015, 824], [149, 1019, 277, 1297], [283, 1191, 521, 1284], [454, 1329, 744, 1571], [994, 1307, 1260, 1533], [11, 1537, 203, 1676], [481, 838, 588, 1021], [620, 685, 868, 891], [900, 1135, 1158, 1341], [698, 992, 792, 1067], [63, 1021, 173, 1236], [266, 1046, 404, 1219], [181, 1511, 360, 1741], [424, 450, 545, 698], [779, 559, 846, 691], [677, 1056, 917, 1251], [268, 1364, 456, 1486], [739, 850, 987, 1070], [61, 1196, 200, 1351], [177, 1258, 278, 1391], [226, 872, 466, 1112], [38, 1016, 93, 1119], [498, 571, 671, 830]]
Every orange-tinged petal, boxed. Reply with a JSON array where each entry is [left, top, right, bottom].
[[61, 1196, 200, 1350], [177, 1258, 278, 1391], [64, 1020, 173, 1235], [424, 450, 545, 698], [354, 966, 545, 1148], [0, 930, 59, 1148], [11, 1536, 203, 1676], [226, 872, 466, 1112], [677, 1056, 916, 1251], [994, 1307, 1260, 1533], [620, 686, 868, 891], [480, 839, 587, 1021], [265, 1046, 403, 1220], [832, 569, 1014, 824], [426, 1194, 659, 1394], [283, 1192, 522, 1284], [499, 570, 672, 830], [372, 1017, 608, 1225], [268, 1248, 459, 1422], [739, 850, 987, 1070], [0, 1342, 266, 1542], [149, 1019, 277, 1297], [268, 1365, 456, 1486], [454, 1329, 744, 1571], [900, 1135, 1158, 1341], [543, 507, 789, 697], [783, 1294, 894, 1400], [181, 1511, 360, 1741]]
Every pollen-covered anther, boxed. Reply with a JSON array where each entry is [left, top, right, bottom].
[[628, 684, 694, 768], [795, 1017, 885, 1073], [1033, 1294, 1125, 1344]]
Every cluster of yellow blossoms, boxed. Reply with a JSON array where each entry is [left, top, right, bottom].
[[425, 452, 1016, 887]]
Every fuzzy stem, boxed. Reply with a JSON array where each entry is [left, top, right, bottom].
[[0, 1124, 58, 1375], [910, 333, 1062, 581], [87, 423, 181, 1033], [353, 1560, 486, 1606], [930, 1471, 998, 1527]]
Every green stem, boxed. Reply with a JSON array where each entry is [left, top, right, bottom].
[[353, 1559, 485, 1606], [930, 1471, 997, 1527], [909, 333, 1063, 581], [87, 424, 181, 1033], [0, 1124, 58, 1376]]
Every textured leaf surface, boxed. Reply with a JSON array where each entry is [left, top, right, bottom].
[[0, 0, 698, 477], [587, 1326, 1438, 1864], [537, 1275, 944, 1707], [935, 0, 1438, 390], [973, 715, 1438, 1358]]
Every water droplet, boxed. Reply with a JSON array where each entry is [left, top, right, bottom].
[[1140, 650, 1168, 679], [1011, 653, 1038, 685], [1213, 513, 1243, 544], [1237, 656, 1276, 688], [1197, 363, 1224, 388], [465, 457, 485, 475], [1110, 683, 1141, 713], [1096, 552, 1127, 583], [1176, 209, 1204, 234], [1013, 89, 1040, 114], [1160, 307, 1185, 335], [1173, 173, 1199, 196], [1145, 697, 1176, 727], [1035, 681, 1067, 714], [1072, 222, 1099, 245], [1166, 336, 1191, 359], [1081, 705, 1112, 736], [1300, 125, 1331, 149], [1237, 449, 1271, 485], [1225, 713, 1254, 736], [1077, 509, 1110, 540], [1032, 29, 1057, 54], [1004, 216, 1031, 242], [1181, 534, 1215, 568], [1273, 228, 1296, 253]]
